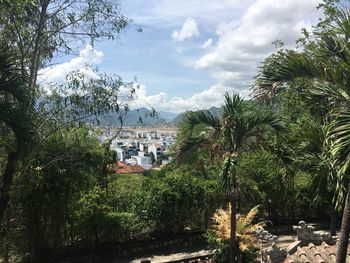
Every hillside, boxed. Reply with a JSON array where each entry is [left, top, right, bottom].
[[97, 107, 167, 126], [168, 106, 222, 126], [97, 106, 223, 127], [158, 111, 179, 122]]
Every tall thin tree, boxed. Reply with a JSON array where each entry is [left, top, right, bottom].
[[177, 93, 283, 262]]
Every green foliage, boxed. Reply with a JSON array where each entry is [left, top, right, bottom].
[[236, 151, 321, 222], [135, 172, 220, 234], [39, 70, 138, 131], [0, 0, 134, 237], [77, 187, 118, 241], [206, 231, 230, 263], [108, 173, 146, 212], [254, 0, 350, 212], [0, 46, 34, 149], [0, 126, 226, 261], [176, 93, 284, 262], [0, 0, 128, 73], [4, 1, 350, 262]]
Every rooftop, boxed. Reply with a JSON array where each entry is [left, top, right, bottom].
[[109, 161, 145, 174], [284, 242, 350, 263]]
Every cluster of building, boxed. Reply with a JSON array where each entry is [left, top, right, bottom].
[[98, 126, 177, 171]]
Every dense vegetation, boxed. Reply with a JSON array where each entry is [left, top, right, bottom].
[[3, 1, 350, 263]]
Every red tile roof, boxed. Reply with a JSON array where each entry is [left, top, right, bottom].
[[284, 242, 350, 263], [116, 161, 127, 168], [112, 161, 145, 174]]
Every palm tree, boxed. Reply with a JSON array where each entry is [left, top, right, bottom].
[[0, 48, 34, 224], [253, 8, 350, 262], [177, 93, 283, 263], [293, 121, 339, 235]]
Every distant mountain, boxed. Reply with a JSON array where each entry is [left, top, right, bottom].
[[168, 106, 222, 126], [208, 106, 223, 116], [97, 107, 167, 126], [158, 111, 179, 122], [96, 106, 223, 127], [168, 112, 185, 126]]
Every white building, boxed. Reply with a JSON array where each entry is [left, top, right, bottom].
[[125, 158, 138, 165], [139, 142, 147, 152], [149, 143, 163, 162], [116, 148, 127, 162], [135, 152, 152, 169]]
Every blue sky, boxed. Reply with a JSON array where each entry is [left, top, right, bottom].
[[40, 0, 322, 113]]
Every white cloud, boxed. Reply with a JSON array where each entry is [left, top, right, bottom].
[[38, 45, 103, 86], [202, 38, 212, 49], [172, 17, 199, 42], [37, 45, 230, 114], [194, 0, 321, 95], [132, 82, 245, 113], [38, 0, 323, 113]]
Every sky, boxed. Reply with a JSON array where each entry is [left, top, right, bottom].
[[39, 0, 323, 113]]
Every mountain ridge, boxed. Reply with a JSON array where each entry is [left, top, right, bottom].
[[96, 106, 222, 127]]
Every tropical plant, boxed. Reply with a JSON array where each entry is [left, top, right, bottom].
[[254, 5, 350, 262], [212, 205, 264, 251], [0, 47, 34, 224], [177, 93, 283, 263], [210, 205, 264, 262], [292, 121, 339, 235]]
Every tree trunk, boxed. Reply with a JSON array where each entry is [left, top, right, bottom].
[[336, 191, 350, 263], [229, 189, 238, 263], [28, 0, 49, 100], [30, 222, 49, 262], [203, 205, 210, 228], [4, 212, 10, 263], [331, 204, 337, 237], [0, 149, 19, 225]]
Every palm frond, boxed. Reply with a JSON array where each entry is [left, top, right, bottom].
[[294, 121, 326, 155], [0, 103, 34, 145], [0, 48, 31, 107], [176, 136, 210, 161], [253, 49, 345, 102], [309, 80, 350, 103], [0, 48, 35, 148], [222, 92, 244, 118], [211, 205, 264, 252], [245, 110, 285, 135], [185, 110, 221, 131], [324, 109, 350, 208], [241, 205, 259, 226], [212, 206, 231, 240], [256, 51, 323, 86], [328, 109, 350, 174]]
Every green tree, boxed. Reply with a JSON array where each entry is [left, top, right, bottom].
[[177, 93, 283, 263], [254, 4, 350, 261], [293, 121, 339, 235], [0, 0, 133, 226], [0, 0, 129, 96], [135, 172, 208, 234], [236, 151, 291, 222], [14, 127, 107, 261], [0, 48, 34, 224]]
